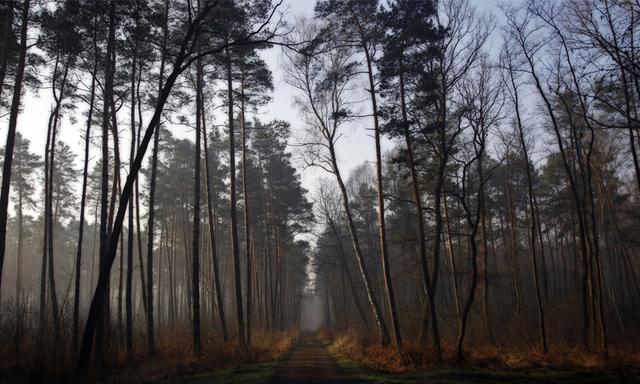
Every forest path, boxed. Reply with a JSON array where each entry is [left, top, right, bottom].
[[269, 334, 366, 384]]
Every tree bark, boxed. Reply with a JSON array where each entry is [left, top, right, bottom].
[[0, 0, 29, 308], [398, 67, 441, 357], [191, 50, 203, 354], [240, 80, 253, 346], [96, 1, 116, 367], [46, 52, 72, 349], [327, 215, 371, 332], [75, 2, 280, 375], [329, 142, 391, 346], [203, 102, 228, 341], [74, 39, 97, 360], [505, 56, 548, 353], [126, 3, 139, 353], [226, 46, 246, 348], [363, 46, 401, 347]]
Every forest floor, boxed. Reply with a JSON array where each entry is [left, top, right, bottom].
[[326, 340, 640, 384], [146, 334, 363, 384], [3, 333, 637, 383], [152, 333, 640, 383], [330, 355, 640, 383]]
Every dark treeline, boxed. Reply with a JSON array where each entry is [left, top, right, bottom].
[[0, 0, 639, 379]]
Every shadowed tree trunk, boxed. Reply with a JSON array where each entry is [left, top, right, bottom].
[[0, 0, 29, 307], [96, 1, 116, 368], [45, 52, 72, 349], [330, 143, 391, 346], [226, 45, 246, 348], [145, 0, 169, 358], [191, 49, 203, 354], [240, 81, 253, 346], [126, 3, 140, 353], [327, 214, 371, 332], [74, 37, 97, 360], [203, 103, 228, 341], [398, 65, 441, 358], [503, 48, 548, 353], [362, 39, 402, 348]]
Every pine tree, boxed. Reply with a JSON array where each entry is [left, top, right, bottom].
[[0, 0, 30, 306], [378, 0, 442, 357]]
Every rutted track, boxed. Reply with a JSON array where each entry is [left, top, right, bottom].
[[269, 334, 365, 383]]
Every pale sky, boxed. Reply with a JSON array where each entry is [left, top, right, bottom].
[[1, 0, 501, 203], [261, 0, 500, 191]]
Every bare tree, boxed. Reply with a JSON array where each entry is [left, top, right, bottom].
[[283, 19, 392, 346], [500, 40, 549, 354], [453, 56, 504, 360], [416, 0, 493, 342]]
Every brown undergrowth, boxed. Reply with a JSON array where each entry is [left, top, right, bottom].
[[0, 326, 298, 383], [107, 329, 298, 383], [328, 331, 640, 374]]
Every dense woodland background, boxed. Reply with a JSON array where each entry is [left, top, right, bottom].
[[0, 0, 639, 379]]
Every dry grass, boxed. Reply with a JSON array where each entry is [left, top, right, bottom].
[[0, 326, 298, 383], [106, 329, 299, 382], [328, 332, 640, 374]]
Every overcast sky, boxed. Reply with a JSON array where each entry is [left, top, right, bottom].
[[1, 0, 501, 201]]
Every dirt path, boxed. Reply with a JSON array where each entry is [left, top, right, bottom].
[[270, 334, 365, 384]]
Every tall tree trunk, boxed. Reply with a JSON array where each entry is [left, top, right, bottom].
[[362, 45, 401, 347], [145, 0, 168, 358], [14, 187, 24, 359], [398, 67, 441, 357], [456, 121, 488, 361], [146, 108, 160, 358], [443, 193, 461, 326], [240, 81, 253, 346], [76, 2, 258, 375], [15, 191, 23, 305], [191, 51, 203, 354], [126, 4, 139, 353], [455, 182, 482, 361], [203, 102, 228, 341], [329, 142, 391, 346], [505, 155, 530, 339], [421, 84, 448, 344], [556, 27, 609, 356], [46, 53, 71, 349], [40, 55, 58, 346], [74, 39, 98, 360], [135, 58, 147, 317], [0, 0, 29, 306], [480, 185, 493, 344], [96, 1, 116, 367], [135, 159, 147, 318], [226, 46, 246, 348], [518, 38, 594, 350], [327, 216, 370, 332], [506, 57, 548, 353]]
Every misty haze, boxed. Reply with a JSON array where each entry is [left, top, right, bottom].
[[0, 0, 639, 383]]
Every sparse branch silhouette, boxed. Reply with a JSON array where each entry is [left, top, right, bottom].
[[0, 0, 638, 382]]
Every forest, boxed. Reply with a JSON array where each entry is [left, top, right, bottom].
[[0, 0, 639, 383]]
